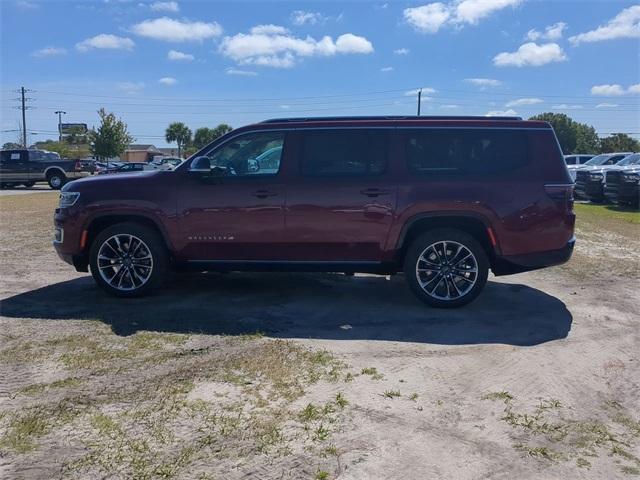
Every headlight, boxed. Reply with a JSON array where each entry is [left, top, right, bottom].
[[623, 173, 640, 183], [59, 191, 80, 207]]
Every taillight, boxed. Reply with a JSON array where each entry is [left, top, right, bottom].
[[545, 184, 574, 212], [74, 160, 82, 171]]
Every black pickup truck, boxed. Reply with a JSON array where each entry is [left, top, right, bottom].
[[0, 149, 93, 189]]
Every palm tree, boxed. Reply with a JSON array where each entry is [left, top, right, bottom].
[[165, 122, 192, 158]]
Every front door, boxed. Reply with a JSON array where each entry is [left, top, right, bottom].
[[177, 130, 288, 261], [284, 129, 397, 262]]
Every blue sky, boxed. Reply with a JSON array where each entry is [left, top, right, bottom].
[[1, 0, 639, 148]]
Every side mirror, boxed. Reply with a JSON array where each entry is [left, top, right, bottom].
[[189, 156, 211, 173]]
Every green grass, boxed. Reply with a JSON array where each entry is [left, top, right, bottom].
[[383, 390, 401, 399], [574, 203, 640, 224]]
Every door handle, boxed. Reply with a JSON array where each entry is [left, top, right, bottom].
[[360, 188, 391, 197], [251, 190, 278, 199]]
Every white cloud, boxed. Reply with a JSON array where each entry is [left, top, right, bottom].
[[394, 47, 410, 55], [131, 17, 222, 42], [464, 78, 502, 88], [591, 84, 625, 96], [440, 104, 459, 109], [405, 87, 437, 96], [486, 109, 518, 116], [225, 67, 258, 76], [158, 76, 177, 85], [291, 10, 327, 26], [16, 1, 38, 9], [404, 3, 451, 33], [219, 26, 373, 68], [493, 42, 567, 67], [167, 49, 194, 61], [150, 1, 179, 12], [380, 66, 394, 72], [455, 0, 521, 24], [31, 46, 67, 58], [627, 84, 640, 94], [596, 103, 618, 108], [526, 22, 567, 41], [404, 0, 520, 33], [76, 34, 135, 52], [505, 97, 543, 107], [591, 83, 640, 96], [552, 104, 582, 110], [116, 81, 145, 94], [569, 6, 640, 45]]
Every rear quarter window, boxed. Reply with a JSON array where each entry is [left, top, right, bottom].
[[404, 128, 529, 175]]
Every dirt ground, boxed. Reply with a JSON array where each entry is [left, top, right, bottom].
[[0, 192, 639, 480]]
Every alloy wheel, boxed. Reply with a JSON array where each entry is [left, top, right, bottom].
[[415, 240, 478, 301], [97, 234, 154, 291]]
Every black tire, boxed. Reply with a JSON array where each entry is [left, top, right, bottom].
[[89, 222, 168, 298], [403, 228, 489, 308], [47, 171, 66, 190]]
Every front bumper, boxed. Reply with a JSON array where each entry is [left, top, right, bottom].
[[575, 180, 604, 200], [492, 236, 576, 276], [53, 207, 89, 272]]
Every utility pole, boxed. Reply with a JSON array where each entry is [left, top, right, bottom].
[[55, 111, 67, 142], [21, 87, 27, 147], [417, 88, 422, 116]]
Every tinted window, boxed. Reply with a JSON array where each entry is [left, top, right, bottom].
[[603, 155, 626, 165], [205, 131, 284, 176], [405, 128, 528, 174], [565, 156, 576, 165], [300, 129, 387, 176], [579, 156, 592, 164]]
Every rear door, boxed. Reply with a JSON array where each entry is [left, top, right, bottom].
[[284, 128, 397, 262]]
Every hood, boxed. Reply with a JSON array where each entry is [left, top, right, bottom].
[[62, 170, 161, 192]]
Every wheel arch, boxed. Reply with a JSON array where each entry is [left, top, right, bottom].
[[395, 212, 499, 267], [83, 213, 174, 258], [44, 166, 67, 178]]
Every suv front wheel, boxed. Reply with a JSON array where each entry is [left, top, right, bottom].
[[89, 223, 168, 297], [404, 229, 489, 308]]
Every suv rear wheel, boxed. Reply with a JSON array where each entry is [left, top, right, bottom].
[[89, 223, 168, 297], [404, 229, 489, 308]]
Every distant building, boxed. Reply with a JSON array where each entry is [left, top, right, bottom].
[[121, 144, 162, 162], [157, 147, 179, 158]]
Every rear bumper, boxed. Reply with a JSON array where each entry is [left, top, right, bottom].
[[492, 236, 575, 276], [67, 171, 92, 179]]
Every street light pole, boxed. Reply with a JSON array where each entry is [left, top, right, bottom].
[[55, 111, 66, 142]]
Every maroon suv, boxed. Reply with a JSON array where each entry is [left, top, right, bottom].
[[53, 116, 575, 307]]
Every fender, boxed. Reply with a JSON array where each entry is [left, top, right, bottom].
[[81, 208, 177, 253], [394, 210, 501, 255], [43, 166, 67, 177]]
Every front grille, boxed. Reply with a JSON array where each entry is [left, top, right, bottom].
[[576, 171, 591, 182], [606, 171, 622, 187]]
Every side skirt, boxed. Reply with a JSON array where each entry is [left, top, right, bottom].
[[178, 260, 398, 274]]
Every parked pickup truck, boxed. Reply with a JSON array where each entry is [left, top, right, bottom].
[[604, 153, 640, 207], [0, 149, 93, 189]]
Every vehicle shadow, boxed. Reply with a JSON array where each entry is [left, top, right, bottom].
[[0, 273, 572, 346]]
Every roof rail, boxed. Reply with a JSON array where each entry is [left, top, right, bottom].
[[261, 115, 523, 123]]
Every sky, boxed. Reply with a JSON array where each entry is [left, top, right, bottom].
[[1, 0, 639, 148]]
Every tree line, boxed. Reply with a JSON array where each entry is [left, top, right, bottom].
[[164, 122, 232, 158], [528, 113, 639, 154]]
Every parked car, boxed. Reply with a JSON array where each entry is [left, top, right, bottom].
[[95, 161, 124, 175], [150, 157, 182, 170], [565, 154, 595, 181], [603, 153, 640, 206], [53, 116, 575, 307], [574, 152, 635, 201], [0, 149, 93, 189], [114, 162, 155, 173]]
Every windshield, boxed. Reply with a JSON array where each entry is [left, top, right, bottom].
[[617, 154, 640, 166], [583, 154, 611, 166]]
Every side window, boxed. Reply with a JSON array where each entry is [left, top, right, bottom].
[[579, 156, 591, 164], [9, 152, 24, 162], [205, 131, 284, 176], [605, 155, 624, 165], [300, 129, 387, 176], [565, 156, 575, 165], [405, 129, 528, 174]]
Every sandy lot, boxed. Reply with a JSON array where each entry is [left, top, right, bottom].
[[0, 193, 639, 479]]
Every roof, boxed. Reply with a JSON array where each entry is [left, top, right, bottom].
[[126, 144, 159, 151], [261, 115, 523, 123]]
